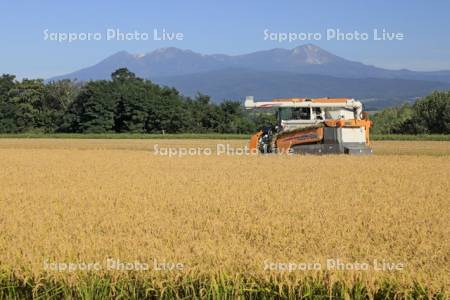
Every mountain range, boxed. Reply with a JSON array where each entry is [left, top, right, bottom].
[[49, 44, 450, 109]]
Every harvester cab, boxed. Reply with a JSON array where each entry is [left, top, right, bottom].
[[245, 96, 373, 155]]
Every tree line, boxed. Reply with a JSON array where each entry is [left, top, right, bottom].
[[0, 69, 274, 134], [1, 68, 449, 134], [371, 91, 450, 134]]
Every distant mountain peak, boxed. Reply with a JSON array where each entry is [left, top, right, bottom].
[[134, 53, 145, 59], [99, 50, 134, 64], [294, 43, 320, 51], [152, 46, 181, 53], [149, 47, 195, 55], [107, 50, 132, 58], [291, 44, 339, 64]]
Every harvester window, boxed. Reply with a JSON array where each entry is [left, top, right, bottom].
[[293, 108, 311, 120], [313, 108, 324, 120], [279, 107, 311, 121]]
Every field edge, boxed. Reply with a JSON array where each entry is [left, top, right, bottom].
[[0, 133, 449, 141]]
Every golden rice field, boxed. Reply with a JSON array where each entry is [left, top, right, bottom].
[[0, 139, 449, 299]]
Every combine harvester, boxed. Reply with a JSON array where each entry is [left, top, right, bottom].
[[245, 96, 373, 155]]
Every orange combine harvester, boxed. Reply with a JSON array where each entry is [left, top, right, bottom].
[[245, 96, 373, 155]]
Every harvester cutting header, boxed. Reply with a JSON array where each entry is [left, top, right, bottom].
[[245, 96, 373, 155]]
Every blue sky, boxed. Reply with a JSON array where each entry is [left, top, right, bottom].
[[1, 0, 449, 79]]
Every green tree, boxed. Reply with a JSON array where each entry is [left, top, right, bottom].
[[408, 91, 450, 134], [0, 74, 18, 132], [39, 80, 78, 132], [62, 81, 115, 133], [112, 70, 148, 132], [145, 86, 186, 133], [3, 79, 45, 132], [371, 104, 413, 134]]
